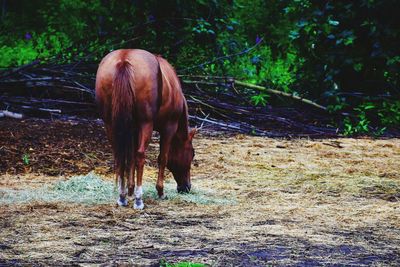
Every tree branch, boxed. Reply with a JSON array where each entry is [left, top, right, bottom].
[[233, 80, 328, 111]]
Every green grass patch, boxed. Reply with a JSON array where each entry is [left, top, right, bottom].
[[160, 259, 207, 267]]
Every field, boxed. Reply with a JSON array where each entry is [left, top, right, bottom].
[[0, 119, 400, 266]]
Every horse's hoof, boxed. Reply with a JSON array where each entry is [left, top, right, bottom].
[[117, 197, 128, 207], [158, 194, 167, 200], [127, 194, 134, 201], [133, 199, 144, 210]]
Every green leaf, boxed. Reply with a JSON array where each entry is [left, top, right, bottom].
[[328, 19, 339, 26]]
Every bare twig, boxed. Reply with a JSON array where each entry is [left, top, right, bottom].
[[0, 60, 40, 79]]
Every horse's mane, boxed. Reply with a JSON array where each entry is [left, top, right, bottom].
[[156, 55, 189, 139]]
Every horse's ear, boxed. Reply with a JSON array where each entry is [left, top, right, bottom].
[[189, 128, 197, 140]]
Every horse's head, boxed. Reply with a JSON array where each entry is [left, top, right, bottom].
[[167, 128, 196, 193]]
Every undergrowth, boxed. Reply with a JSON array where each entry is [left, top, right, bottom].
[[160, 259, 207, 267]]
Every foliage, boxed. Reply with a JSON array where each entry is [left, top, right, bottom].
[[0, 0, 399, 135], [342, 100, 400, 136], [22, 154, 30, 165], [0, 31, 72, 67], [205, 45, 301, 94], [378, 100, 400, 126], [160, 259, 206, 267], [250, 93, 269, 107]]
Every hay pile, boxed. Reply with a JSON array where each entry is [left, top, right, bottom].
[[0, 172, 115, 204], [0, 172, 235, 206]]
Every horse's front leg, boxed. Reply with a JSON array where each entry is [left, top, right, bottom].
[[156, 124, 177, 199]]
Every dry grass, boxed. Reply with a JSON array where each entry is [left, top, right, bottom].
[[0, 172, 235, 206], [1, 134, 400, 266]]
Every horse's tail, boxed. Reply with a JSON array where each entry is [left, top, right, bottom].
[[112, 60, 135, 185]]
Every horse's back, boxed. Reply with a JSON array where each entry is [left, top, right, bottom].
[[95, 49, 161, 122]]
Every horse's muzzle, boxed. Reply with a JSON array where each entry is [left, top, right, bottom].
[[177, 184, 191, 193]]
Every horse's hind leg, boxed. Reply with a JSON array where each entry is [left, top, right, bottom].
[[105, 123, 128, 206], [134, 122, 153, 209], [116, 172, 128, 206], [127, 147, 136, 200]]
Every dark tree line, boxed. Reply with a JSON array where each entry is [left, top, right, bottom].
[[0, 0, 399, 135]]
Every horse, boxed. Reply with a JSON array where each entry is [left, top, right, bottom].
[[95, 49, 196, 209]]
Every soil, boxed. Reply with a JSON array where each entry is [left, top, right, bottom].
[[0, 118, 400, 266]]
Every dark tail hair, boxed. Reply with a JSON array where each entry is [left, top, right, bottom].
[[112, 60, 135, 184]]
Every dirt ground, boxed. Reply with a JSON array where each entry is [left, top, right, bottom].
[[0, 119, 400, 266]]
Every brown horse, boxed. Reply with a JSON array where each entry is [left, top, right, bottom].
[[95, 49, 196, 209]]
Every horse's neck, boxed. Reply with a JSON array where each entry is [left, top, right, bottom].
[[175, 102, 189, 141]]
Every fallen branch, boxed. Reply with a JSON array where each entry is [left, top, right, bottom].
[[21, 106, 62, 113], [0, 63, 341, 136], [182, 78, 329, 112], [0, 60, 40, 79], [1, 110, 24, 119], [233, 80, 328, 111]]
